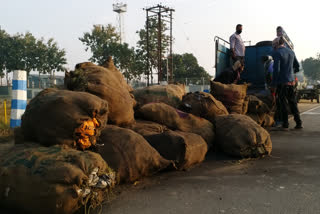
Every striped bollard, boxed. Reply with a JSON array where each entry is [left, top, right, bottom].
[[10, 70, 27, 128]]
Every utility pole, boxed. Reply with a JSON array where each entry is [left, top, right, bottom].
[[158, 10, 162, 83], [144, 4, 174, 85], [146, 10, 150, 86], [169, 9, 173, 84]]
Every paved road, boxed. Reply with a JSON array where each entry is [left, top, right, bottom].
[[103, 103, 320, 214]]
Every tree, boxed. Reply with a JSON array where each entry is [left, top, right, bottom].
[[0, 28, 67, 87], [80, 24, 140, 80], [44, 38, 67, 85], [170, 53, 212, 84], [24, 32, 38, 73], [5, 33, 28, 72], [302, 54, 320, 81], [31, 38, 67, 87], [136, 17, 171, 78], [0, 29, 9, 84], [80, 24, 120, 65]]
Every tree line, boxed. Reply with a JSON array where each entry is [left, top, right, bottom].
[[0, 28, 66, 86], [79, 19, 211, 82], [301, 54, 320, 82], [0, 20, 211, 86]]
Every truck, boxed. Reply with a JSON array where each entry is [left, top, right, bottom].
[[214, 26, 297, 96], [297, 84, 320, 103]]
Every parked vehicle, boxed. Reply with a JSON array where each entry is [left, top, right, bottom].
[[297, 85, 320, 103]]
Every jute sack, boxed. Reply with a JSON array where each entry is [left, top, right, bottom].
[[144, 130, 208, 170], [133, 84, 185, 108], [246, 113, 267, 126], [210, 81, 248, 114], [262, 114, 275, 127], [94, 126, 173, 183], [137, 103, 215, 146], [180, 91, 228, 123], [246, 95, 270, 114], [0, 144, 115, 214], [215, 114, 272, 158], [242, 96, 249, 115], [65, 58, 135, 125], [125, 120, 168, 137], [20, 88, 108, 150], [246, 95, 272, 126]]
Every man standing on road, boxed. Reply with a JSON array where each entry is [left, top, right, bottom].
[[230, 24, 246, 64], [272, 36, 303, 130]]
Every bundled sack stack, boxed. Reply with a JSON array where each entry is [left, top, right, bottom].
[[136, 102, 215, 147], [133, 84, 186, 108], [65, 57, 135, 126], [246, 95, 274, 127], [94, 125, 173, 183], [214, 114, 272, 158], [124, 120, 209, 170], [0, 144, 115, 214], [3, 57, 276, 213], [179, 91, 229, 123], [20, 88, 109, 150], [210, 81, 248, 114]]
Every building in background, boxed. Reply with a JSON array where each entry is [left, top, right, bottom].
[[0, 75, 65, 99], [27, 74, 64, 89]]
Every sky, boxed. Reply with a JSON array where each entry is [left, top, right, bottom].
[[1, 0, 319, 76]]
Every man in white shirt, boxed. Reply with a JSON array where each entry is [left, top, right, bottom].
[[230, 24, 246, 65]]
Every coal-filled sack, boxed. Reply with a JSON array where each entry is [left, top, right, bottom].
[[0, 144, 115, 214], [210, 81, 248, 114], [242, 96, 249, 115], [94, 125, 173, 183], [21, 88, 108, 150], [246, 113, 266, 126], [180, 91, 228, 123], [137, 103, 215, 146], [246, 95, 270, 115], [262, 114, 275, 127], [246, 95, 273, 127], [65, 58, 135, 125], [144, 130, 208, 170], [125, 120, 168, 137], [133, 84, 185, 108], [215, 114, 272, 158]]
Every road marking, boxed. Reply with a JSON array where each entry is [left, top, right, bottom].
[[301, 106, 320, 115]]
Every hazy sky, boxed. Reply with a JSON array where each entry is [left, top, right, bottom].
[[1, 0, 319, 76]]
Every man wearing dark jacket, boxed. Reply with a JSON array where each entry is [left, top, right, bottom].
[[214, 60, 244, 84], [272, 37, 302, 129]]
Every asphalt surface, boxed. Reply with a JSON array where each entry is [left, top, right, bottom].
[[103, 102, 320, 214]]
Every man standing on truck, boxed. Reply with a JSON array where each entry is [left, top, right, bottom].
[[272, 36, 303, 130], [230, 24, 246, 64]]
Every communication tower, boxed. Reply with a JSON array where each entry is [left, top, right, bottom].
[[113, 2, 127, 44]]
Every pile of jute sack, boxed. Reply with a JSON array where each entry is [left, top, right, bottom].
[[0, 57, 272, 214]]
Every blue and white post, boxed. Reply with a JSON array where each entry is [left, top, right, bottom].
[[10, 70, 27, 128]]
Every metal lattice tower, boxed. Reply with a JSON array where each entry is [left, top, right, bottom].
[[113, 2, 127, 44], [144, 4, 174, 85]]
